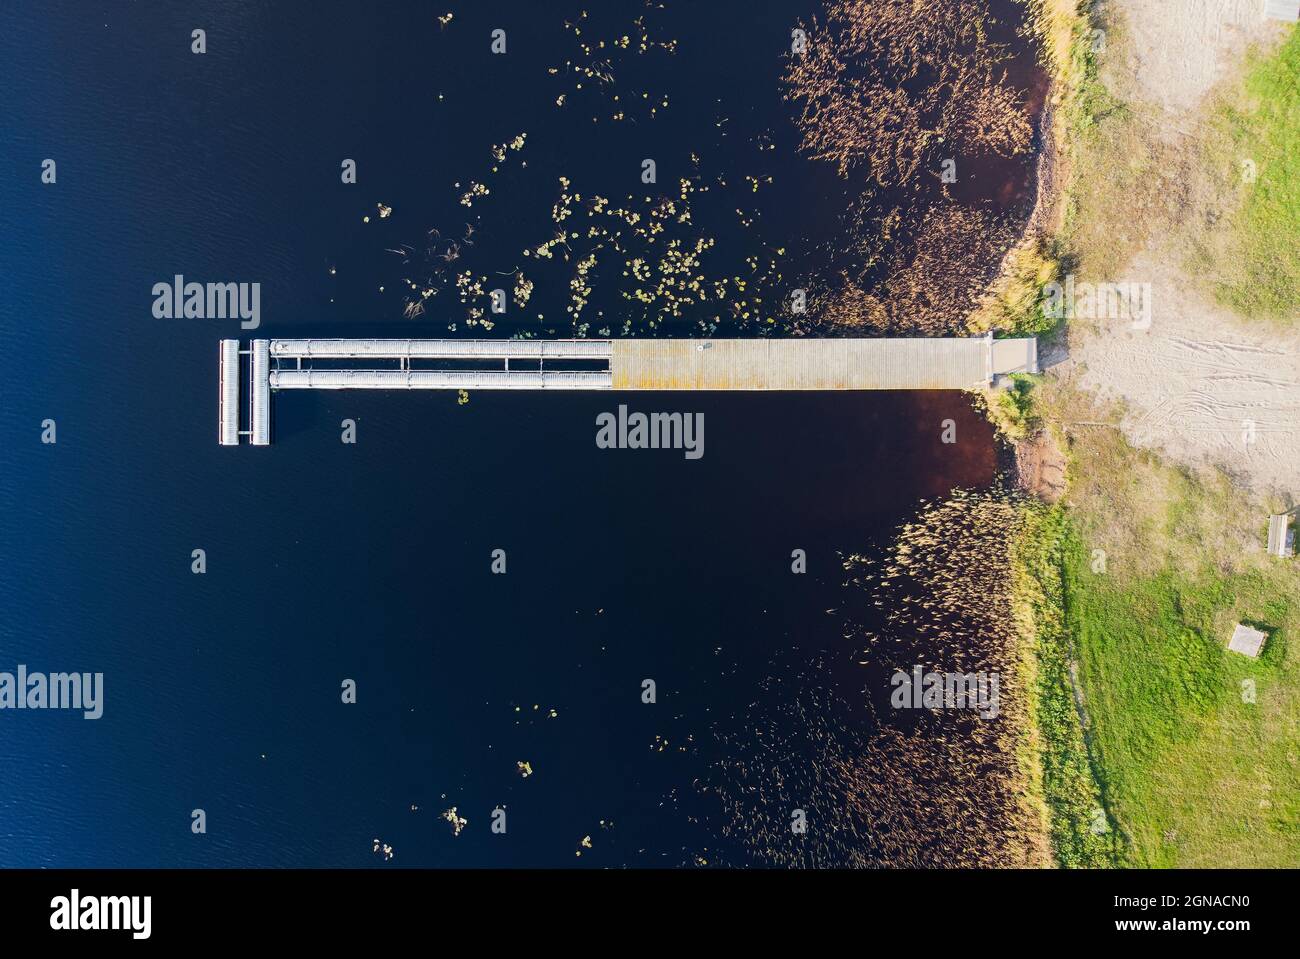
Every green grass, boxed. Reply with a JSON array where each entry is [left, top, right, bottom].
[[977, 372, 1042, 441], [1024, 382, 1300, 867], [1011, 379, 1300, 867], [1066, 563, 1300, 866], [996, 374, 1039, 438], [1212, 28, 1300, 320], [1019, 484, 1300, 868], [1015, 505, 1121, 866]]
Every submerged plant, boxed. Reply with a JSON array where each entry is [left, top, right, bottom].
[[784, 0, 1033, 183], [689, 490, 1053, 867]]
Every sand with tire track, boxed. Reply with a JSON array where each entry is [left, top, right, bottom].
[[1060, 1, 1298, 498]]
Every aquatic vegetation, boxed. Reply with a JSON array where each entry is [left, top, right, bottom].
[[784, 0, 1032, 183], [969, 236, 1063, 335], [783, 0, 1041, 334], [877, 205, 1019, 334], [549, 10, 678, 124], [689, 490, 1051, 867], [516, 172, 786, 335], [458, 181, 489, 207], [441, 807, 468, 837], [380, 1, 1044, 339]]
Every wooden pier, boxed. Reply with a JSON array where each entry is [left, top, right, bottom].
[[220, 335, 1038, 445]]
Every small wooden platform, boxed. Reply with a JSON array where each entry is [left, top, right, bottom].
[[1267, 514, 1294, 557], [1229, 623, 1268, 658]]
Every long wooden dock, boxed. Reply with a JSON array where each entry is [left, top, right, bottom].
[[219, 335, 1038, 445], [609, 337, 1036, 390]]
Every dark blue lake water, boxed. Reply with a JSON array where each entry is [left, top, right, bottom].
[[0, 1, 1032, 866]]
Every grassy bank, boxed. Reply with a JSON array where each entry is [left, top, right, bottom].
[[1046, 4, 1298, 317], [996, 0, 1118, 867], [972, 0, 1113, 335], [1013, 502, 1119, 866], [1041, 385, 1300, 866], [1009, 382, 1300, 868], [1067, 561, 1300, 866], [1204, 27, 1300, 321]]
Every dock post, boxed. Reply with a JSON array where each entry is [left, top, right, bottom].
[[250, 339, 271, 446], [218, 339, 241, 446]]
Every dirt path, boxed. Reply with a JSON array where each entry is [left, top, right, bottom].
[[1063, 1, 1298, 497]]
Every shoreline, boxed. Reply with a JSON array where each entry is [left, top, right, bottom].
[[991, 1, 1300, 868], [983, 0, 1117, 868]]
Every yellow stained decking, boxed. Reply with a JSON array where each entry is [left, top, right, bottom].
[[610, 337, 1036, 390]]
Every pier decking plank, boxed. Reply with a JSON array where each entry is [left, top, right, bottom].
[[610, 337, 1029, 390]]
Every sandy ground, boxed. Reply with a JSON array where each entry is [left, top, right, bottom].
[[1110, 0, 1277, 118], [1073, 252, 1300, 492], [1061, 0, 1299, 498]]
